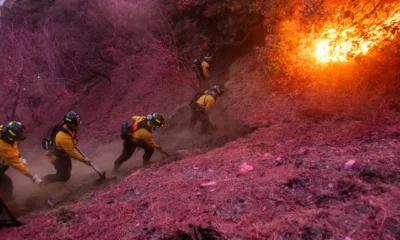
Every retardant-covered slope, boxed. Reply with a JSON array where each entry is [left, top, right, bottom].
[[3, 53, 400, 239]]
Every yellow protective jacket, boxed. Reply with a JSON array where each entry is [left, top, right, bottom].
[[201, 61, 210, 78], [131, 116, 160, 149], [54, 124, 85, 161], [196, 91, 216, 114], [0, 125, 31, 175]]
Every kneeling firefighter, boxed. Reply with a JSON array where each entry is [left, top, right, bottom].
[[189, 85, 224, 133], [113, 113, 169, 171], [42, 111, 91, 184], [0, 121, 42, 223]]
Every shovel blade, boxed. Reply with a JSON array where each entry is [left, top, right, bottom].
[[47, 198, 59, 207], [98, 172, 106, 182], [0, 220, 23, 228], [13, 221, 23, 227]]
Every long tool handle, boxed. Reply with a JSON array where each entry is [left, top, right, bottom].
[[75, 146, 87, 158], [41, 186, 56, 199], [158, 149, 170, 157], [89, 162, 102, 176], [75, 147, 103, 177]]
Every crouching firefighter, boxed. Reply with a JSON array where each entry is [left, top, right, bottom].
[[114, 113, 169, 171], [189, 85, 224, 133], [193, 54, 213, 82], [0, 121, 43, 220], [42, 111, 90, 184]]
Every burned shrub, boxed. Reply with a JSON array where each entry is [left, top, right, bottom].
[[167, 225, 224, 240], [300, 225, 333, 240], [285, 176, 310, 190]]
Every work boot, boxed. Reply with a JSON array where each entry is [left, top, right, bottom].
[[201, 125, 212, 135], [112, 164, 120, 173], [143, 159, 151, 167], [209, 124, 218, 134]]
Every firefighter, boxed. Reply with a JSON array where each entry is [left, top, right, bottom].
[[113, 113, 168, 172], [193, 54, 213, 82], [0, 121, 43, 201], [42, 111, 90, 184], [189, 85, 224, 133]]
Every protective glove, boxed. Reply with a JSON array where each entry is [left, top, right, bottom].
[[82, 157, 91, 166], [32, 175, 43, 185]]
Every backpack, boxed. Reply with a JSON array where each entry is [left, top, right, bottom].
[[189, 91, 206, 106], [189, 90, 216, 105], [192, 59, 202, 72], [41, 124, 74, 151], [120, 119, 152, 140], [192, 58, 209, 80], [121, 121, 133, 140], [133, 119, 152, 132], [42, 125, 60, 150], [0, 161, 9, 174]]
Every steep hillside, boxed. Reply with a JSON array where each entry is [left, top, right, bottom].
[[3, 52, 400, 239]]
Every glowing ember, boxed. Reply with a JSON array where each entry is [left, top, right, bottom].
[[316, 8, 400, 63]]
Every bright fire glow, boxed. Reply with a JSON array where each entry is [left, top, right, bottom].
[[316, 8, 400, 63]]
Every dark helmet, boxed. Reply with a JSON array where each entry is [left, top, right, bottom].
[[62, 111, 81, 128], [146, 113, 165, 127], [211, 85, 224, 96], [3, 121, 26, 142], [204, 53, 213, 62]]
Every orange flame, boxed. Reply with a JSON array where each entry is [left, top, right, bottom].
[[316, 8, 400, 63]]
